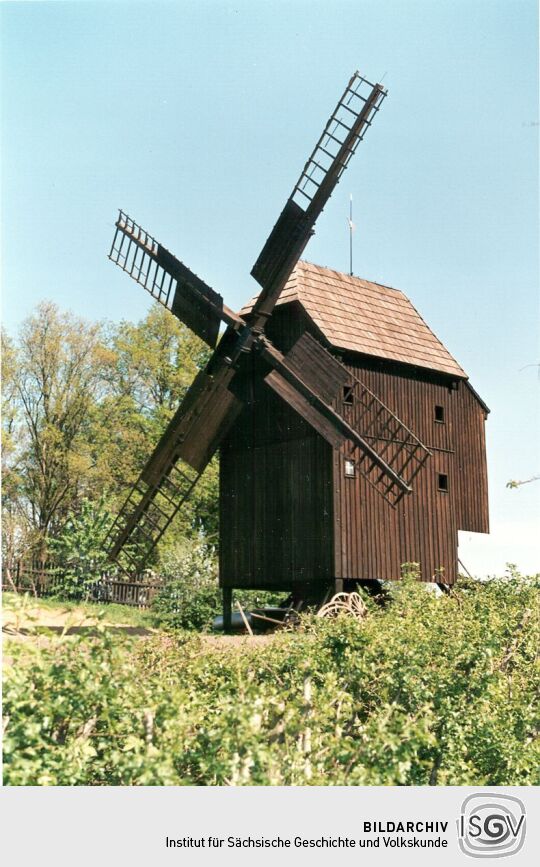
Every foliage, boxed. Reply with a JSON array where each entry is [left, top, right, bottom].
[[2, 302, 217, 559], [48, 498, 114, 600], [0, 330, 31, 565], [506, 475, 539, 489], [181, 456, 219, 547], [4, 571, 539, 786], [1, 304, 110, 551], [111, 305, 208, 428]]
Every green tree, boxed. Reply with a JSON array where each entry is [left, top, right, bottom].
[[2, 303, 110, 555], [112, 304, 208, 426], [1, 329, 34, 568]]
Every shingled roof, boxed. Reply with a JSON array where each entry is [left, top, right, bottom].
[[242, 261, 467, 379]]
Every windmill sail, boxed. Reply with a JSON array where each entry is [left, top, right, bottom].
[[250, 72, 387, 327], [105, 357, 244, 572], [109, 211, 243, 346]]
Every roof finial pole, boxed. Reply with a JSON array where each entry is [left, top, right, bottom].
[[348, 193, 354, 276]]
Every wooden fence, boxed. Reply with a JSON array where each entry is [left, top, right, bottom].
[[1, 560, 164, 609]]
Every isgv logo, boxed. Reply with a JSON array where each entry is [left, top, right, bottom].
[[457, 793, 526, 858]]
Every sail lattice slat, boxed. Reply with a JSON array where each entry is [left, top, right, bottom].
[[291, 72, 386, 210], [109, 212, 176, 307], [105, 459, 201, 574], [250, 73, 387, 306], [108, 211, 224, 347]]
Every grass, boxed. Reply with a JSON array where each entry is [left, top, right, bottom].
[[2, 591, 156, 630]]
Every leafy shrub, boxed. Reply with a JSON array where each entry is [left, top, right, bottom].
[[4, 570, 539, 785]]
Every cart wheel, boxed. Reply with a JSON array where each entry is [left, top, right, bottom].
[[317, 591, 367, 620]]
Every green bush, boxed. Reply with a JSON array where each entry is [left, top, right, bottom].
[[152, 542, 221, 630], [3, 570, 539, 785]]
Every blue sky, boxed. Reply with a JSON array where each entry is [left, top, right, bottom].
[[1, 0, 538, 575]]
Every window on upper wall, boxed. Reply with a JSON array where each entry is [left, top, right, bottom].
[[344, 459, 356, 478], [435, 405, 445, 423], [343, 386, 354, 406], [438, 473, 448, 492]]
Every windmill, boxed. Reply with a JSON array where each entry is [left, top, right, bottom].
[[104, 71, 440, 605]]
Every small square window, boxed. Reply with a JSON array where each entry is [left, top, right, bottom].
[[344, 459, 356, 478], [438, 473, 448, 492], [435, 405, 445, 423], [343, 386, 354, 406]]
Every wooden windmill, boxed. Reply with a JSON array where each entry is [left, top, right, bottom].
[[104, 71, 489, 621]]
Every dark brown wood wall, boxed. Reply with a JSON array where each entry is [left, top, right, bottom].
[[219, 305, 334, 589], [220, 430, 333, 589], [453, 382, 489, 533]]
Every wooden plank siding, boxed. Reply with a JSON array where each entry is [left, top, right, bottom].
[[220, 304, 488, 590], [333, 355, 488, 584], [333, 446, 457, 584]]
